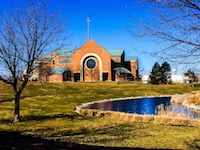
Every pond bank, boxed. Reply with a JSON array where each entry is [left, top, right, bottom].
[[75, 95, 200, 127], [171, 94, 200, 111]]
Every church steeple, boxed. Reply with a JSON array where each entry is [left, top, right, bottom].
[[86, 16, 91, 40]]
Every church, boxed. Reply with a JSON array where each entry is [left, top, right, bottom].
[[39, 39, 138, 82]]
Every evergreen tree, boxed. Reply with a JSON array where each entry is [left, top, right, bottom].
[[149, 62, 171, 84], [160, 62, 171, 84], [149, 62, 161, 84], [184, 69, 198, 83]]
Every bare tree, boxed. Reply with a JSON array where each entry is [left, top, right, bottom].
[[128, 0, 200, 64], [85, 69, 100, 82], [0, 0, 69, 122]]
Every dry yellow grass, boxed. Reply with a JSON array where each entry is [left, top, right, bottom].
[[1, 82, 200, 149], [188, 92, 200, 105], [78, 108, 200, 127]]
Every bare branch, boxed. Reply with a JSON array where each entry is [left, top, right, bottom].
[[128, 0, 200, 64], [0, 0, 69, 122]]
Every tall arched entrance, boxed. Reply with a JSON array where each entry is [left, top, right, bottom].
[[80, 53, 102, 82]]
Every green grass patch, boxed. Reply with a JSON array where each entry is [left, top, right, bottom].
[[0, 81, 200, 149]]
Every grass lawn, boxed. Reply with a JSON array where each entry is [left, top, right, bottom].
[[0, 82, 200, 149]]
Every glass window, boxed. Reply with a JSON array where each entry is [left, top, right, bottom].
[[86, 58, 96, 69]]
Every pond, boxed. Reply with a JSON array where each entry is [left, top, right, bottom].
[[85, 97, 200, 119]]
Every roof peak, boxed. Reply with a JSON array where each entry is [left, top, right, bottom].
[[106, 49, 124, 57]]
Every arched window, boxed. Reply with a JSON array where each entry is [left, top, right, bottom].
[[86, 58, 96, 69], [52, 60, 55, 65]]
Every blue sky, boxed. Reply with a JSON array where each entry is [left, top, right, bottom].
[[0, 0, 177, 75]]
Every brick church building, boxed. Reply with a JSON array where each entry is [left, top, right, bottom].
[[39, 39, 138, 82]]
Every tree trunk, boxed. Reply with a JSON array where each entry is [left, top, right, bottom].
[[13, 93, 21, 122]]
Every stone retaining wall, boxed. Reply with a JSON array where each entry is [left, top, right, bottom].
[[171, 94, 200, 111], [75, 96, 200, 128]]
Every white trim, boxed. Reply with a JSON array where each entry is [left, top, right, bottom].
[[130, 60, 137, 62], [80, 53, 102, 81]]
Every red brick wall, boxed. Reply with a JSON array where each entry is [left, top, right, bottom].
[[39, 39, 138, 82], [71, 39, 111, 81], [51, 52, 71, 68], [111, 56, 121, 63], [49, 74, 63, 82], [38, 62, 51, 82], [39, 54, 72, 81], [130, 61, 138, 79], [84, 57, 99, 81]]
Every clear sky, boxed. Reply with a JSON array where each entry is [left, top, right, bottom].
[[0, 0, 176, 75]]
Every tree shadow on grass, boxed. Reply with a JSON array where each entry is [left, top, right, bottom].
[[0, 116, 179, 150], [0, 97, 14, 103], [185, 139, 200, 149], [0, 113, 82, 123], [22, 113, 81, 122], [0, 113, 191, 149], [0, 130, 150, 150]]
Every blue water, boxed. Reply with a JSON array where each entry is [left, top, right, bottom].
[[86, 97, 200, 119]]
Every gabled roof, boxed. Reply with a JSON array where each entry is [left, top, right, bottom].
[[42, 57, 52, 62], [106, 49, 124, 57], [125, 56, 138, 61], [114, 67, 132, 74], [72, 39, 104, 55], [59, 58, 72, 64], [38, 53, 52, 62], [50, 67, 71, 75], [55, 50, 73, 57], [37, 57, 52, 63]]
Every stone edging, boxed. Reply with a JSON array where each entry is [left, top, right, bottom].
[[183, 101, 200, 111], [75, 95, 200, 127], [171, 94, 200, 111]]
